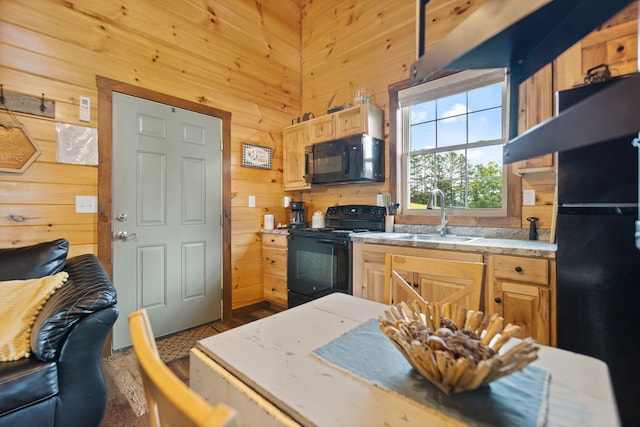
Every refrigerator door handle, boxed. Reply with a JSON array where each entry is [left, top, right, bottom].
[[633, 133, 640, 250]]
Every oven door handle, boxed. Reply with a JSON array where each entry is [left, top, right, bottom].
[[317, 238, 348, 246]]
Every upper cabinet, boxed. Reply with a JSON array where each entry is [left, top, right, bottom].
[[335, 104, 384, 140], [283, 104, 384, 191], [283, 122, 311, 191], [512, 64, 555, 175]]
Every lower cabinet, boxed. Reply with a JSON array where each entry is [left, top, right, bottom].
[[351, 243, 483, 306], [352, 243, 556, 346], [262, 233, 288, 307], [486, 254, 556, 346]]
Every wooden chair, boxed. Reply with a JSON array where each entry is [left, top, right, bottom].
[[383, 253, 485, 311], [128, 309, 237, 427]]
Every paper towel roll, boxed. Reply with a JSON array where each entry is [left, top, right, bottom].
[[264, 214, 275, 230]]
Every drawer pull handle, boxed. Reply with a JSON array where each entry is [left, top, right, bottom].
[[270, 260, 276, 264], [514, 266, 523, 273], [495, 297, 502, 303], [271, 288, 276, 292]]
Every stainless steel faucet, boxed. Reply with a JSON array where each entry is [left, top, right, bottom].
[[427, 188, 447, 236]]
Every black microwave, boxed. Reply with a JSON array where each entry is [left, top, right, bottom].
[[306, 134, 384, 185]]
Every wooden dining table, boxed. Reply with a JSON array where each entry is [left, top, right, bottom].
[[190, 293, 620, 426]]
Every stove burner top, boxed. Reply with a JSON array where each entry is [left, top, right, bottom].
[[288, 205, 386, 239]]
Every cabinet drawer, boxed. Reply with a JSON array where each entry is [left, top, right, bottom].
[[263, 249, 287, 275], [264, 274, 287, 306], [262, 233, 288, 248], [492, 255, 548, 285]]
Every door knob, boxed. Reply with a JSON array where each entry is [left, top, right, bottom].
[[495, 297, 502, 303], [115, 231, 138, 240]]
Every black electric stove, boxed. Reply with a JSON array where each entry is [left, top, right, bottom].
[[287, 205, 386, 308], [288, 205, 386, 239]]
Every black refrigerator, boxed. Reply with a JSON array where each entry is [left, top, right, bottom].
[[556, 79, 640, 427]]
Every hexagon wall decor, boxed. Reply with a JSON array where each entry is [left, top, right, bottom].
[[0, 122, 41, 173]]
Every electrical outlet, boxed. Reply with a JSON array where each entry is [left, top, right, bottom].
[[248, 195, 256, 208], [79, 96, 90, 122], [284, 196, 291, 208], [523, 189, 536, 206]]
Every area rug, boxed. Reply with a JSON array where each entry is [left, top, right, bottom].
[[105, 321, 218, 416]]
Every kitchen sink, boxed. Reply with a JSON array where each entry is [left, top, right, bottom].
[[361, 232, 480, 244], [394, 233, 480, 243]]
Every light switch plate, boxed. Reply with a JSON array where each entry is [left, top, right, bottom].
[[523, 189, 536, 206], [248, 195, 256, 208], [76, 195, 97, 213]]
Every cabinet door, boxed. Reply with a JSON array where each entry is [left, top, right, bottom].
[[491, 280, 550, 345], [360, 259, 387, 303], [308, 115, 335, 144], [416, 274, 479, 311], [283, 123, 310, 190], [513, 64, 555, 175], [335, 105, 366, 138]]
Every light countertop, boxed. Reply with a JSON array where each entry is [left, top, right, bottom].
[[351, 232, 557, 258]]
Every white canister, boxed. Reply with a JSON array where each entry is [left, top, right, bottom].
[[264, 214, 275, 230], [311, 210, 325, 228]]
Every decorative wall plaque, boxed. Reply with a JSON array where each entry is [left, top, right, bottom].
[[242, 143, 272, 169], [0, 123, 40, 173]]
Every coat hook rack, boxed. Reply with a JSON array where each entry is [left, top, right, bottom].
[[0, 85, 55, 119]]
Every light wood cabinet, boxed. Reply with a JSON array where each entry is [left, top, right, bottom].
[[282, 123, 310, 191], [308, 114, 336, 143], [352, 242, 483, 305], [335, 103, 384, 140], [262, 233, 288, 307], [283, 104, 385, 190], [486, 254, 556, 345], [513, 64, 555, 175]]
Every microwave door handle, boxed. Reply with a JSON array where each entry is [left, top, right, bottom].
[[343, 149, 349, 174], [304, 152, 309, 180]]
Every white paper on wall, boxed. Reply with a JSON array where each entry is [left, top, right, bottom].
[[56, 123, 98, 165]]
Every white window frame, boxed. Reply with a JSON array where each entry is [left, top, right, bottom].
[[397, 68, 510, 218]]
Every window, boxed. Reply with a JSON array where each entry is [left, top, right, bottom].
[[397, 69, 509, 217]]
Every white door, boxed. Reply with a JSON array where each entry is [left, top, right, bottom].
[[111, 93, 222, 349]]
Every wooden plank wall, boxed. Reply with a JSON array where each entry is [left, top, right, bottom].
[[1, 0, 637, 309], [0, 0, 300, 309], [297, 0, 488, 216]]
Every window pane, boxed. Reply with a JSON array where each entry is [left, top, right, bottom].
[[437, 93, 467, 119], [410, 101, 436, 125], [410, 121, 435, 151], [467, 144, 503, 170], [466, 145, 503, 209], [408, 153, 435, 208], [467, 176, 503, 208], [436, 115, 466, 147], [435, 150, 466, 180], [468, 83, 502, 112], [468, 107, 502, 143]]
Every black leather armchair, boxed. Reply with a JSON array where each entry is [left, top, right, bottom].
[[0, 239, 118, 427]]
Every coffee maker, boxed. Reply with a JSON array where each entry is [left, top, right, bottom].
[[289, 201, 306, 229]]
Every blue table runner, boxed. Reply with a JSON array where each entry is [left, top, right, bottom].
[[312, 318, 550, 427]]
